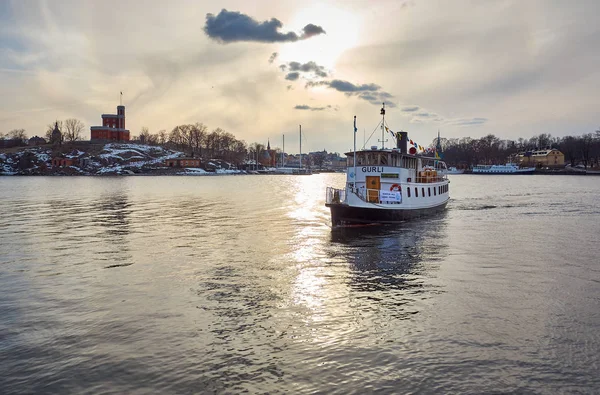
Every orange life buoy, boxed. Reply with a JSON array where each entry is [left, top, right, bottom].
[[390, 184, 401, 192]]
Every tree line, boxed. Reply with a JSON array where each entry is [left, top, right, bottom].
[[1, 119, 86, 144], [1, 119, 275, 165], [135, 123, 275, 165], [435, 129, 600, 168]]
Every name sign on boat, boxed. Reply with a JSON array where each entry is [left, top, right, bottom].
[[380, 191, 402, 203]]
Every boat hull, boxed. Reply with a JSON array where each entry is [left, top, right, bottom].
[[326, 201, 448, 227]]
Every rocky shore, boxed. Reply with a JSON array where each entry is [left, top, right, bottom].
[[0, 143, 244, 176]]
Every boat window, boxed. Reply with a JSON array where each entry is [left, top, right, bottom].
[[347, 156, 354, 166], [422, 187, 425, 197], [401, 156, 417, 169], [434, 187, 436, 196], [379, 154, 388, 165], [357, 153, 365, 165], [415, 187, 418, 197], [407, 187, 411, 198], [428, 188, 431, 197], [366, 153, 376, 165]]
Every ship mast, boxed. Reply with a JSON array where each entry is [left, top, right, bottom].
[[353, 116, 357, 189], [379, 103, 387, 149]]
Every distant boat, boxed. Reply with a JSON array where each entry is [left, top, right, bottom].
[[472, 163, 535, 174], [274, 167, 312, 175], [446, 167, 464, 174], [274, 126, 312, 175]]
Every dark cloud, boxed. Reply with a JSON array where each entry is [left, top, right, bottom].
[[294, 104, 329, 111], [268, 52, 278, 64], [204, 9, 325, 44], [359, 94, 378, 102], [401, 106, 420, 112], [288, 61, 327, 77], [416, 112, 436, 118], [279, 64, 287, 71], [446, 117, 488, 126], [285, 72, 300, 81], [306, 79, 395, 107], [329, 79, 380, 93], [301, 24, 326, 39]]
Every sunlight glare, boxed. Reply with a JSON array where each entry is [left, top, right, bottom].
[[278, 4, 361, 70]]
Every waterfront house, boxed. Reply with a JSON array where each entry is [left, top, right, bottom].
[[519, 149, 565, 168], [28, 136, 47, 146]]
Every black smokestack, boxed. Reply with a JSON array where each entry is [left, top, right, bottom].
[[397, 131, 408, 154]]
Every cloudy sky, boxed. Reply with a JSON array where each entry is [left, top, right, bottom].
[[1, 0, 598, 153]]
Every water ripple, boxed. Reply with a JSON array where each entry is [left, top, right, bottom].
[[0, 175, 599, 393]]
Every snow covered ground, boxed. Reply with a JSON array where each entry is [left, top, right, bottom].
[[0, 143, 247, 176]]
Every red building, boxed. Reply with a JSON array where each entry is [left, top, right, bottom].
[[90, 104, 130, 142], [165, 158, 202, 168]]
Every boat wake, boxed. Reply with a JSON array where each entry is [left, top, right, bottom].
[[454, 204, 497, 211]]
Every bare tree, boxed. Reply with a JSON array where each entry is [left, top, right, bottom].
[[168, 126, 185, 151], [7, 128, 27, 140], [191, 123, 207, 157], [579, 133, 594, 168], [178, 124, 195, 153], [139, 127, 151, 144], [63, 119, 85, 143], [248, 142, 265, 169], [231, 140, 248, 165], [311, 150, 327, 170], [157, 130, 167, 145], [147, 133, 159, 145]]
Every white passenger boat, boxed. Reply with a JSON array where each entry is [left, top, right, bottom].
[[325, 104, 450, 227], [472, 163, 535, 174]]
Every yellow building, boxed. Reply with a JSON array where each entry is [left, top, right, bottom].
[[519, 149, 564, 168]]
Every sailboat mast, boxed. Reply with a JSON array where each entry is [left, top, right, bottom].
[[299, 125, 302, 170]]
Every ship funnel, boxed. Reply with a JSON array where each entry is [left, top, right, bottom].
[[397, 131, 408, 154]]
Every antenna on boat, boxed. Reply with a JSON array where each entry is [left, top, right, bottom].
[[353, 115, 357, 189], [379, 103, 388, 149]]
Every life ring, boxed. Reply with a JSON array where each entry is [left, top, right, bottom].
[[390, 184, 401, 192]]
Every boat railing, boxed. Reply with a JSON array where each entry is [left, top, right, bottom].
[[325, 187, 347, 204], [414, 175, 447, 183]]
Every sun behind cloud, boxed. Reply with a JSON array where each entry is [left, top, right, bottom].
[[278, 4, 361, 70]]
